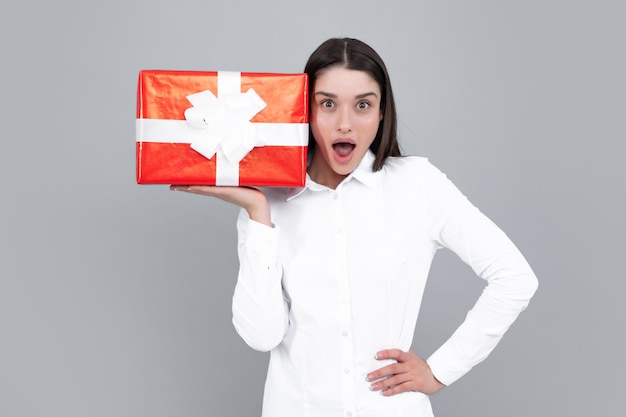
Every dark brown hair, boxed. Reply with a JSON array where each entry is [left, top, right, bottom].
[[304, 38, 401, 171]]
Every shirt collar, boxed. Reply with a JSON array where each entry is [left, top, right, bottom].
[[349, 150, 379, 187], [286, 150, 379, 201]]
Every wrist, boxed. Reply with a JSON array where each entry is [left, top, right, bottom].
[[426, 362, 446, 394], [247, 201, 271, 226]]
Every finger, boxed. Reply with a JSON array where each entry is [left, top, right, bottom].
[[380, 381, 415, 396], [369, 373, 410, 392], [366, 362, 406, 383], [170, 184, 230, 196], [169, 185, 191, 192], [185, 185, 216, 195], [375, 349, 409, 362], [375, 349, 405, 361]]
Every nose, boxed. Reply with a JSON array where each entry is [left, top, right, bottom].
[[336, 108, 352, 133]]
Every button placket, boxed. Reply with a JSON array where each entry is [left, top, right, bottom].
[[331, 191, 356, 416]]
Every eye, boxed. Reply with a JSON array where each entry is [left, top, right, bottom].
[[357, 101, 371, 110], [320, 99, 334, 109]]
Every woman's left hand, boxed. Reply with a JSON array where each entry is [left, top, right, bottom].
[[366, 349, 445, 396]]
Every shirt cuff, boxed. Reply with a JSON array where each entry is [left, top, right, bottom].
[[426, 318, 501, 386], [242, 217, 280, 259]]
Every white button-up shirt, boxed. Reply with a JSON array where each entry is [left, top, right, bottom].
[[232, 151, 538, 417]]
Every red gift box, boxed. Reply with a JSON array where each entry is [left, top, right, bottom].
[[136, 70, 308, 186]]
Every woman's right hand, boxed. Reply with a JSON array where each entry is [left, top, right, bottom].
[[170, 185, 271, 227]]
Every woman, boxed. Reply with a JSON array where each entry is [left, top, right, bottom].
[[172, 38, 538, 417]]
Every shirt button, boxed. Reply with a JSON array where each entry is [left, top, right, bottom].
[[346, 412, 352, 417], [342, 331, 348, 337], [333, 193, 338, 200], [344, 368, 350, 374], [336, 227, 342, 234]]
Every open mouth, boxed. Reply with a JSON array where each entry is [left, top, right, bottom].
[[332, 142, 356, 158]]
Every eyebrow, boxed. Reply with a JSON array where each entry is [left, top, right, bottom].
[[315, 91, 379, 99]]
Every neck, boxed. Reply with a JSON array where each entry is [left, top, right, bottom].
[[308, 154, 346, 190]]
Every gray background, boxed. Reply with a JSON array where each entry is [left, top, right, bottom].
[[1, 1, 624, 416]]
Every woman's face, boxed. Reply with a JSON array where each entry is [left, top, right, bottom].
[[308, 66, 382, 189]]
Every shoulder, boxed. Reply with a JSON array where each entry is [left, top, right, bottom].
[[381, 155, 448, 183], [383, 155, 430, 170], [376, 156, 465, 205]]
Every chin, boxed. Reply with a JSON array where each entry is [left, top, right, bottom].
[[333, 161, 358, 176]]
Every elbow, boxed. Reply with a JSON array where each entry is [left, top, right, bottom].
[[521, 267, 539, 301], [230, 286, 289, 352], [242, 336, 281, 353], [515, 270, 539, 312], [231, 316, 285, 352], [529, 272, 539, 297]]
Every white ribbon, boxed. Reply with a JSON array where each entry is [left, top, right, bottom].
[[185, 87, 266, 164], [136, 71, 308, 185]]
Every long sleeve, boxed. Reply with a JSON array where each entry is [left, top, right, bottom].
[[424, 166, 539, 386], [231, 209, 290, 352]]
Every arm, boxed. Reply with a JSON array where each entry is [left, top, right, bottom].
[[171, 185, 289, 351], [424, 167, 539, 386], [367, 163, 538, 395], [231, 211, 290, 351]]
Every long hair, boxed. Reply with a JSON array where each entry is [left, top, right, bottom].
[[304, 38, 401, 171]]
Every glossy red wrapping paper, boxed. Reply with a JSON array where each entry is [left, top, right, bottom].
[[136, 70, 308, 186]]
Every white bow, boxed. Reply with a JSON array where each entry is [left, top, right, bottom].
[[184, 88, 267, 164]]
